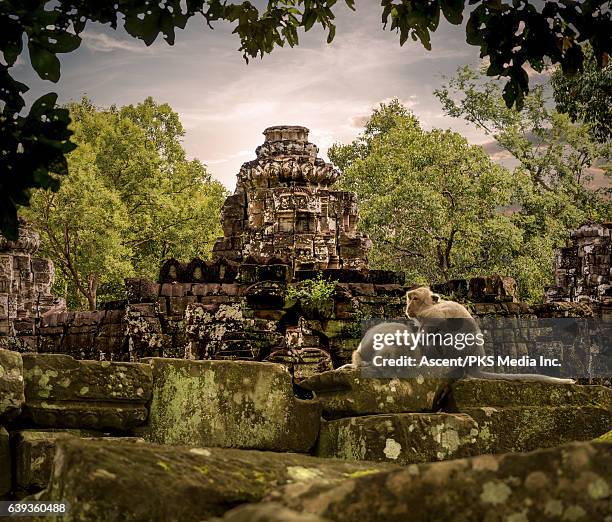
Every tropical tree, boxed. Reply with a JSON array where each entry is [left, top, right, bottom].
[[434, 66, 611, 298], [551, 44, 612, 143], [435, 65, 611, 222], [24, 98, 226, 310], [329, 101, 521, 286]]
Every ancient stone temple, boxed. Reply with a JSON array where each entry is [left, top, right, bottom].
[[545, 222, 612, 316], [0, 220, 63, 341], [1, 129, 604, 381], [212, 126, 372, 270]]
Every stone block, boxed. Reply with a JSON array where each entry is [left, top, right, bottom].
[[0, 348, 24, 422], [125, 278, 160, 302], [465, 405, 612, 453], [299, 368, 448, 418], [40, 437, 394, 521], [21, 354, 151, 430], [144, 358, 321, 452], [13, 429, 103, 492], [444, 379, 612, 410], [316, 413, 479, 465], [276, 441, 612, 522], [0, 427, 10, 497], [321, 319, 354, 338]]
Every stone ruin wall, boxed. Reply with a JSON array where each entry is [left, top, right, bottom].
[[545, 221, 612, 317], [0, 127, 608, 381], [0, 221, 64, 340]]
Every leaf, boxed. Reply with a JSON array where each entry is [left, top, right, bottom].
[[124, 11, 162, 45], [28, 44, 61, 82], [30, 92, 59, 118], [327, 24, 336, 44], [303, 11, 317, 32], [48, 32, 82, 54], [441, 0, 465, 25]]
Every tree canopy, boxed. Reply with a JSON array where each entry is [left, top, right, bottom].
[[435, 65, 611, 297], [329, 100, 522, 287], [551, 44, 612, 143], [1, 1, 611, 239], [23, 97, 227, 310], [330, 88, 611, 301]]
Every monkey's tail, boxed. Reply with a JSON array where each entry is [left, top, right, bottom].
[[470, 369, 575, 384]]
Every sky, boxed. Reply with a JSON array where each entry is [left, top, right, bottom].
[[13, 2, 514, 191]]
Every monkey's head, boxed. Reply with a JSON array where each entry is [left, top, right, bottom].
[[405, 287, 440, 319]]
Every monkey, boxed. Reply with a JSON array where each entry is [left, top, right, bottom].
[[346, 286, 574, 384]]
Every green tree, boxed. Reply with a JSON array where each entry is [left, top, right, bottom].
[[329, 101, 521, 286], [552, 44, 612, 143], [435, 65, 611, 298], [2, 1, 611, 239], [24, 98, 226, 310]]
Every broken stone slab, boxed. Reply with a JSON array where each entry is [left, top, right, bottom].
[[0, 427, 10, 497], [144, 358, 322, 452], [465, 406, 612, 453], [299, 368, 448, 418], [212, 502, 331, 522], [444, 379, 612, 411], [12, 430, 142, 493], [316, 413, 480, 465], [20, 354, 151, 430], [22, 353, 152, 402], [271, 441, 612, 522], [40, 438, 396, 522], [0, 348, 25, 422]]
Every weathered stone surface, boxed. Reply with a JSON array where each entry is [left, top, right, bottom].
[[0, 220, 65, 339], [0, 427, 10, 497], [40, 438, 395, 522], [0, 348, 25, 421], [300, 368, 448, 418], [15, 431, 144, 496], [316, 413, 480, 465], [546, 221, 611, 315], [21, 354, 151, 430], [445, 379, 612, 410], [22, 353, 152, 402], [214, 503, 331, 522], [466, 406, 612, 453], [144, 358, 321, 452], [211, 126, 371, 270], [13, 429, 111, 492], [273, 441, 612, 522]]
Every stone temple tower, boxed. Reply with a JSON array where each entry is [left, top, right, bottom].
[[212, 125, 372, 270]]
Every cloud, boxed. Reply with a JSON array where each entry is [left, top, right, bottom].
[[203, 150, 253, 165], [82, 32, 154, 54]]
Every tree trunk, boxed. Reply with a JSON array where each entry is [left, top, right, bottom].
[[87, 274, 98, 311]]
